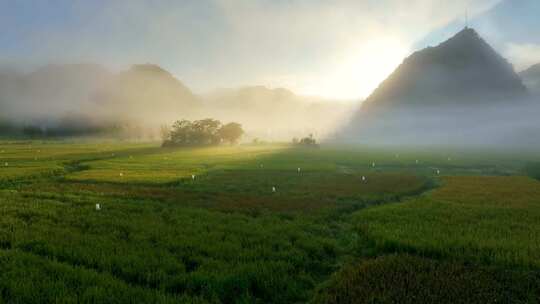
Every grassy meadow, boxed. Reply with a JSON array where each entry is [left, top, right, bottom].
[[0, 140, 539, 303]]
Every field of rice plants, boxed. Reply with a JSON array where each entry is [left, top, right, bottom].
[[0, 141, 539, 303], [354, 175, 540, 268]]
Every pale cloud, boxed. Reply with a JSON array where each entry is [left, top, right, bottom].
[[505, 43, 540, 71], [1, 0, 502, 99], [211, 0, 501, 99]]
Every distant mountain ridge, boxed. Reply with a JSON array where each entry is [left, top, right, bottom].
[[0, 64, 353, 139], [0, 63, 201, 128], [520, 63, 540, 93], [0, 64, 113, 124], [94, 64, 201, 124], [339, 28, 538, 147], [361, 28, 526, 112]]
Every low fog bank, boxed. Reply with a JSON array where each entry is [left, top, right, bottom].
[[0, 64, 354, 141], [332, 97, 540, 149], [201, 86, 355, 141]]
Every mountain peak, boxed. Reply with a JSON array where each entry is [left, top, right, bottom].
[[437, 27, 492, 54], [361, 28, 526, 111], [404, 27, 509, 70], [129, 64, 172, 77], [520, 63, 540, 92], [520, 63, 540, 78], [339, 28, 531, 144], [454, 27, 479, 39]]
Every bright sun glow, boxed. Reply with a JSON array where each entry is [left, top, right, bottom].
[[298, 38, 410, 100]]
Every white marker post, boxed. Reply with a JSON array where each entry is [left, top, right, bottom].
[[96, 204, 101, 211], [297, 167, 301, 173], [362, 176, 366, 182], [192, 174, 196, 180], [272, 186, 276, 193], [372, 162, 376, 168]]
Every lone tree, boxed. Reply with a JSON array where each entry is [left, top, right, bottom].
[[218, 122, 244, 145]]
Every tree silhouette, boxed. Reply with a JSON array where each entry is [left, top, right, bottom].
[[162, 119, 244, 147], [218, 122, 244, 145]]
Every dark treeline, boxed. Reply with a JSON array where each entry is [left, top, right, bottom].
[[161, 118, 244, 147], [526, 162, 540, 180], [0, 121, 17, 135], [0, 117, 154, 140]]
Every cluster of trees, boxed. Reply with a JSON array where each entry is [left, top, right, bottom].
[[162, 118, 244, 147], [0, 120, 17, 136], [292, 134, 319, 147]]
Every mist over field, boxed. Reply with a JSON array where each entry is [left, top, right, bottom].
[[1, 0, 539, 147], [0, 64, 354, 140], [2, 1, 540, 303], [337, 102, 540, 148]]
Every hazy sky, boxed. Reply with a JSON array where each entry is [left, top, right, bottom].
[[1, 0, 538, 100]]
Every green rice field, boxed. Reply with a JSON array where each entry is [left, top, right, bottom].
[[0, 140, 539, 303]]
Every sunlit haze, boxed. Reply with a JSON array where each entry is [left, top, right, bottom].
[[1, 0, 539, 142], [2, 0, 529, 100], [1, 2, 540, 303], [296, 38, 411, 99]]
